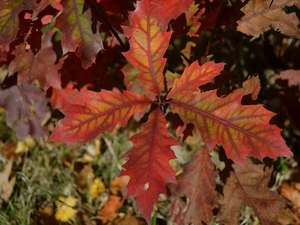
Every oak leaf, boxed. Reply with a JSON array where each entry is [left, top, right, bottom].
[[174, 147, 217, 225], [169, 88, 292, 167], [55, 0, 103, 68], [0, 0, 37, 45], [9, 30, 64, 90], [217, 159, 286, 225], [49, 90, 151, 145], [121, 108, 178, 224], [237, 0, 300, 39]]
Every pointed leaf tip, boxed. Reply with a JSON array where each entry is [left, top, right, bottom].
[[167, 61, 225, 99], [170, 89, 292, 167], [121, 108, 178, 224]]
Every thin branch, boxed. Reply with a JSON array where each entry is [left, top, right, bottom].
[[85, 0, 129, 51]]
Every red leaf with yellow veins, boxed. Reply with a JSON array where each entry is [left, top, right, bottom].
[[122, 0, 172, 96], [167, 61, 225, 99], [121, 108, 178, 224], [55, 0, 103, 69], [49, 90, 151, 145], [170, 89, 292, 167]]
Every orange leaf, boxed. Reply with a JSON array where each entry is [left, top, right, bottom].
[[122, 0, 171, 96], [167, 61, 224, 98], [98, 195, 124, 223]]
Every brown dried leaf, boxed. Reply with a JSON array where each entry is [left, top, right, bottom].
[[237, 0, 300, 39], [0, 159, 16, 205], [280, 182, 300, 217], [175, 147, 216, 225], [217, 158, 286, 225]]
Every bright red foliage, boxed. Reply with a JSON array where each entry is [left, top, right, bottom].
[[121, 108, 178, 224], [0, 0, 296, 224]]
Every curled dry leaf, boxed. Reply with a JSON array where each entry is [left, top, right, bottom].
[[280, 182, 300, 218]]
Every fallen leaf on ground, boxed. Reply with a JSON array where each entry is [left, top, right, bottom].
[[0, 159, 16, 205], [111, 215, 147, 225], [98, 195, 124, 223], [15, 136, 36, 153], [89, 178, 105, 199], [55, 196, 77, 222], [111, 176, 129, 196], [280, 182, 300, 219]]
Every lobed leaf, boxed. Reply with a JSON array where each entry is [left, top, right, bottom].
[[0, 83, 49, 139], [49, 90, 151, 145], [169, 89, 292, 167], [217, 159, 286, 224], [55, 0, 103, 68], [0, 0, 36, 45], [8, 30, 64, 90], [120, 108, 178, 224], [122, 0, 171, 96], [237, 0, 300, 39], [167, 61, 225, 98], [175, 147, 216, 225]]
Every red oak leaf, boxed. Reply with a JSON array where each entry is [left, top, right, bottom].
[[55, 0, 103, 68], [49, 90, 151, 145], [174, 147, 217, 225], [169, 88, 292, 167], [8, 30, 64, 90], [0, 83, 49, 139], [122, 0, 171, 96], [167, 61, 225, 98], [50, 83, 89, 109], [120, 108, 178, 224]]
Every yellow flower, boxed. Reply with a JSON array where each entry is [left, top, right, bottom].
[[89, 178, 105, 199], [55, 196, 77, 222]]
